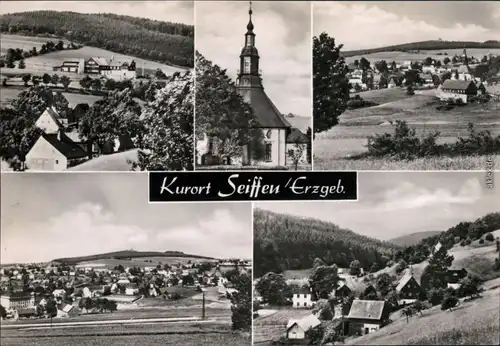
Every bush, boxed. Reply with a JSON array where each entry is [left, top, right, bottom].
[[479, 238, 485, 244], [428, 288, 445, 306], [440, 294, 459, 311], [485, 233, 494, 242]]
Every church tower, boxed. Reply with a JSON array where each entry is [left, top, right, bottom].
[[237, 1, 263, 89]]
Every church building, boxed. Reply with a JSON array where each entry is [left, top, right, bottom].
[[197, 3, 309, 168]]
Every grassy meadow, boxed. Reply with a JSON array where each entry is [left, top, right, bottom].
[[314, 87, 500, 170], [253, 308, 314, 344]]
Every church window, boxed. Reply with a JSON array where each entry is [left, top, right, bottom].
[[265, 143, 272, 162], [266, 130, 272, 139], [244, 57, 251, 73]]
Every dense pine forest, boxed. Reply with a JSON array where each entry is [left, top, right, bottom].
[[0, 11, 194, 67], [342, 39, 500, 57], [253, 209, 400, 277]]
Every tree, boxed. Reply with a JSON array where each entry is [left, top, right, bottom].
[[155, 68, 167, 79], [349, 260, 361, 276], [443, 57, 451, 65], [440, 294, 459, 311], [31, 75, 40, 86], [370, 263, 379, 273], [182, 274, 195, 286], [287, 143, 305, 171], [91, 78, 102, 91], [376, 273, 393, 297], [79, 88, 143, 158], [22, 74, 31, 86], [401, 306, 414, 323], [374, 60, 388, 74], [406, 85, 415, 96], [421, 247, 454, 290], [18, 59, 26, 69], [80, 75, 93, 90], [313, 33, 350, 134], [134, 71, 193, 170], [0, 305, 6, 319], [309, 263, 338, 299], [359, 57, 370, 71], [60, 75, 71, 90], [51, 74, 59, 86], [255, 272, 290, 305], [457, 275, 483, 299], [230, 272, 251, 331], [395, 260, 407, 274], [46, 299, 58, 327], [195, 52, 264, 163]]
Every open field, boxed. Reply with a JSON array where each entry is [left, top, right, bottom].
[[1, 322, 249, 346], [73, 256, 212, 269], [286, 116, 312, 132], [253, 308, 314, 344], [314, 87, 500, 170], [344, 48, 500, 65], [0, 34, 71, 55], [346, 283, 500, 345], [0, 35, 187, 76]]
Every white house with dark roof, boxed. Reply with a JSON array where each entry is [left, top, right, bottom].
[[35, 107, 66, 134], [440, 79, 478, 104], [395, 274, 423, 305], [292, 287, 314, 308], [286, 314, 321, 340]]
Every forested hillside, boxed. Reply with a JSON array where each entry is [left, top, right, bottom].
[[342, 40, 500, 57], [253, 209, 399, 277], [0, 11, 194, 67]]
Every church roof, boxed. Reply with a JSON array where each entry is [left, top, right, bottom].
[[240, 87, 291, 128], [286, 128, 308, 144], [457, 64, 471, 74]]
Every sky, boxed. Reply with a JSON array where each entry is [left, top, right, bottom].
[[313, 1, 500, 51], [195, 1, 312, 118], [0, 1, 194, 25], [0, 173, 252, 264], [256, 171, 500, 241]]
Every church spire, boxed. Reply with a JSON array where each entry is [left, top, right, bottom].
[[238, 0, 261, 85], [247, 1, 254, 33]]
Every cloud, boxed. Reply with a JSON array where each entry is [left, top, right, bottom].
[[313, 2, 500, 50], [1, 203, 251, 264], [196, 1, 312, 117], [375, 178, 482, 212], [0, 1, 194, 25]]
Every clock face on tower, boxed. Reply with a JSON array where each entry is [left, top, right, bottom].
[[266, 130, 272, 139]]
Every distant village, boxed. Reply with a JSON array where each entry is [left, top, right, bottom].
[[346, 49, 498, 104], [253, 240, 482, 344], [53, 56, 137, 81], [0, 258, 251, 321]]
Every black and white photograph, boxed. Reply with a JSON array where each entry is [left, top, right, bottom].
[[0, 1, 195, 172], [0, 173, 252, 345], [313, 1, 500, 170], [253, 172, 500, 345], [195, 1, 312, 171]]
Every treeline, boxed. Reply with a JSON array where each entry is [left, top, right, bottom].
[[0, 11, 194, 67], [395, 212, 500, 265], [342, 40, 500, 58], [54, 250, 214, 264], [253, 209, 399, 277]]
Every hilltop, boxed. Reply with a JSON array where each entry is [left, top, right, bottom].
[[53, 250, 216, 264], [0, 11, 194, 67], [342, 39, 500, 57], [389, 231, 443, 247], [253, 209, 399, 277]]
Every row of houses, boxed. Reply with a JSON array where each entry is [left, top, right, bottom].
[[53, 56, 137, 80]]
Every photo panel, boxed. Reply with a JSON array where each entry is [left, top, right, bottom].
[[0, 172, 253, 346], [253, 171, 500, 344], [312, 1, 500, 171], [0, 1, 195, 172], [195, 1, 313, 171]]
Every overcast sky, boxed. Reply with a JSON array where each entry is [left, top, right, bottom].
[[256, 172, 500, 241], [313, 1, 500, 50], [0, 1, 194, 25], [1, 173, 251, 264], [196, 1, 311, 118]]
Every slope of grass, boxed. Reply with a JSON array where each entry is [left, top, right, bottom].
[[66, 149, 138, 172], [389, 231, 443, 247], [346, 285, 500, 345]]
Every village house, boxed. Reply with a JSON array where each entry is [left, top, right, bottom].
[[440, 79, 478, 104], [395, 274, 423, 305], [446, 267, 468, 285], [292, 287, 314, 308], [0, 292, 35, 310], [197, 5, 308, 168], [56, 304, 80, 318], [346, 300, 390, 336], [286, 314, 321, 341], [387, 77, 398, 88], [333, 280, 353, 298], [54, 57, 136, 80], [420, 73, 435, 87]]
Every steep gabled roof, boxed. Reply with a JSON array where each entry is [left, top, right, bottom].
[[442, 79, 474, 91], [41, 133, 88, 160], [347, 300, 386, 321], [395, 274, 415, 292], [287, 314, 321, 332], [286, 128, 309, 144]]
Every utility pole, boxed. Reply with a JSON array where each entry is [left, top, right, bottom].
[[202, 291, 206, 319]]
